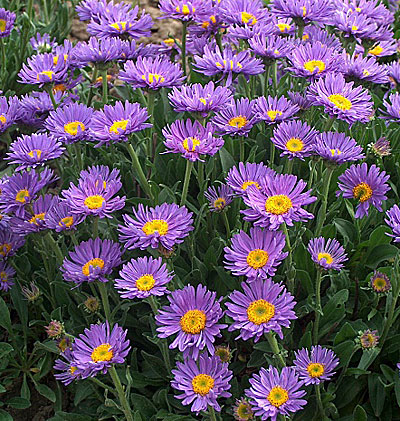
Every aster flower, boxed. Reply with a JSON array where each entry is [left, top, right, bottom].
[[224, 228, 288, 280], [119, 40, 158, 62], [168, 82, 232, 117], [0, 261, 15, 292], [45, 199, 85, 232], [226, 162, 275, 197], [358, 329, 379, 349], [227, 21, 271, 41], [45, 320, 65, 339], [307, 72, 374, 125], [254, 95, 300, 124], [61, 238, 122, 286], [368, 137, 391, 158], [242, 173, 316, 230], [387, 61, 400, 85], [54, 349, 82, 385], [249, 33, 295, 60], [287, 91, 313, 110], [385, 205, 400, 242], [271, 0, 334, 24], [370, 271, 391, 293], [314, 131, 365, 164], [381, 93, 400, 123], [333, 11, 377, 39], [18, 53, 69, 86], [119, 203, 194, 251], [115, 256, 173, 299], [156, 284, 226, 358], [234, 398, 254, 420], [162, 119, 224, 161], [72, 322, 130, 378], [0, 229, 25, 260], [214, 345, 232, 363], [204, 184, 234, 212], [30, 33, 57, 52], [171, 354, 232, 414], [219, 0, 269, 27], [83, 296, 100, 314], [45, 103, 94, 144], [307, 237, 348, 271], [366, 40, 398, 58], [6, 133, 64, 171], [159, 0, 206, 21], [120, 56, 185, 90], [226, 278, 296, 341], [76, 0, 107, 21], [90, 100, 151, 147], [341, 0, 394, 26], [271, 17, 296, 35], [193, 45, 264, 86], [21, 281, 40, 302], [302, 26, 342, 50], [191, 6, 224, 36], [79, 165, 122, 189], [0, 96, 19, 134], [0, 8, 16, 38], [336, 163, 390, 218], [342, 53, 389, 85], [271, 120, 318, 160]]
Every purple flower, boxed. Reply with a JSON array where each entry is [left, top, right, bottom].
[[219, 0, 269, 27], [385, 205, 400, 242], [333, 11, 377, 39], [242, 173, 316, 230], [115, 256, 173, 299], [54, 349, 82, 385], [342, 53, 389, 85], [30, 33, 57, 52], [162, 119, 224, 161], [302, 26, 342, 50], [72, 322, 130, 378], [156, 284, 226, 358], [159, 0, 206, 21], [90, 100, 151, 146], [79, 165, 122, 188], [271, 0, 334, 24], [246, 366, 306, 421], [0, 229, 25, 259], [336, 163, 390, 218], [76, 0, 107, 21], [249, 33, 295, 60], [204, 184, 234, 212], [271, 120, 318, 160], [369, 137, 391, 158], [61, 238, 122, 286], [359, 329, 379, 349], [6, 133, 64, 170], [254, 95, 300, 124], [171, 354, 232, 413], [307, 72, 374, 125], [367, 40, 398, 58], [119, 203, 194, 250], [70, 37, 123, 67], [168, 82, 232, 117], [341, 0, 394, 25], [226, 278, 296, 341], [45, 103, 94, 144], [224, 228, 288, 280], [0, 261, 15, 291], [45, 199, 85, 232], [0, 8, 16, 38], [370, 271, 391, 293], [387, 61, 400, 85], [212, 98, 258, 137], [381, 93, 400, 123], [314, 131, 365, 164], [0, 96, 19, 134], [307, 237, 348, 271], [287, 91, 313, 110], [120, 56, 185, 90]]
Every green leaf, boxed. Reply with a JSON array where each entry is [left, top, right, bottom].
[[131, 394, 157, 418], [134, 411, 143, 421], [0, 344, 13, 359], [0, 409, 13, 420], [7, 397, 31, 409], [365, 244, 398, 269], [357, 348, 380, 372], [334, 322, 356, 346], [219, 148, 235, 173], [0, 298, 11, 333], [368, 374, 386, 416], [35, 383, 56, 403], [353, 405, 367, 421]]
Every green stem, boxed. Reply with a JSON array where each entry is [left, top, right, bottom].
[[313, 270, 323, 344], [264, 64, 271, 96], [93, 216, 99, 239], [269, 142, 275, 167], [266, 332, 286, 367], [222, 212, 230, 238], [180, 159, 193, 206], [215, 32, 223, 54], [208, 405, 218, 421], [315, 167, 334, 237], [308, 160, 318, 189], [101, 69, 108, 104], [0, 39, 6, 80], [315, 384, 325, 419], [282, 223, 295, 294], [86, 68, 98, 107], [197, 160, 205, 198], [146, 91, 155, 160], [239, 136, 245, 162], [45, 232, 64, 264], [108, 366, 133, 421], [89, 377, 117, 398], [42, 0, 49, 24], [181, 21, 188, 76], [297, 23, 305, 39], [98, 282, 112, 323], [272, 60, 278, 91], [381, 277, 400, 344], [284, 159, 293, 174], [74, 143, 83, 171], [70, 231, 79, 246], [46, 86, 58, 109]]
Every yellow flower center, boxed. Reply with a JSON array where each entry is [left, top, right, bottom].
[[267, 386, 289, 408], [363, 70, 370, 77], [0, 243, 11, 257], [307, 362, 325, 378], [353, 182, 373, 202], [82, 258, 105, 276], [0, 271, 7, 282], [84, 195, 105, 209], [351, 25, 358, 31], [136, 274, 156, 291], [141, 73, 165, 84], [0, 115, 6, 125], [302, 6, 307, 16], [228, 115, 248, 128], [70, 366, 77, 374], [176, 4, 192, 15], [180, 309, 207, 334], [247, 299, 275, 325], [202, 21, 210, 28], [37, 70, 54, 81], [64, 121, 85, 136], [91, 343, 113, 362], [29, 212, 45, 226], [213, 198, 226, 210], [355, 7, 361, 12], [330, 149, 342, 157], [286, 137, 304, 152], [277, 23, 290, 32], [266, 110, 283, 121], [191, 374, 215, 396], [328, 94, 352, 110], [210, 15, 216, 24], [164, 38, 176, 46], [142, 219, 169, 236], [110, 21, 127, 31], [304, 60, 326, 74], [373, 277, 387, 291], [54, 83, 66, 92], [16, 189, 30, 203], [368, 45, 383, 56], [241, 11, 257, 25], [302, 33, 309, 41], [59, 216, 74, 228], [242, 180, 260, 191], [27, 149, 42, 159], [247, 249, 269, 269], [265, 194, 292, 215], [183, 137, 201, 152], [109, 119, 128, 135], [0, 19, 6, 32], [317, 252, 333, 264]]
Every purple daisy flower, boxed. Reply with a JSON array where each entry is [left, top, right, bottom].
[[287, 91, 313, 110], [254, 95, 300, 124], [168, 82, 233, 117], [385, 205, 400, 242], [342, 0, 394, 25], [72, 322, 130, 378], [0, 8, 16, 38], [45, 103, 94, 144], [212, 98, 258, 137], [193, 45, 264, 86], [171, 355, 232, 414], [359, 329, 379, 349], [162, 119, 224, 161], [271, 120, 318, 160], [70, 37, 123, 67], [342, 53, 389, 85], [367, 40, 398, 58], [156, 284, 227, 358], [226, 279, 296, 341], [336, 163, 390, 218], [6, 133, 64, 171], [307, 237, 348, 270], [18, 53, 69, 86], [30, 33, 57, 53], [119, 203, 194, 251], [242, 173, 316, 230], [370, 271, 391, 293], [0, 229, 25, 260], [369, 137, 391, 158], [387, 61, 400, 85], [271, 0, 334, 24], [159, 0, 206, 21], [270, 17, 296, 35], [246, 366, 306, 421], [381, 93, 400, 123], [0, 168, 57, 217], [219, 0, 269, 27], [79, 165, 122, 189], [0, 96, 19, 134], [115, 256, 173, 299], [224, 228, 288, 280], [302, 26, 342, 50], [61, 238, 122, 286], [54, 349, 82, 385], [0, 261, 16, 292], [45, 199, 85, 232], [90, 100, 151, 147], [307, 72, 374, 125], [76, 0, 107, 21], [120, 56, 185, 90], [333, 11, 377, 39], [119, 40, 158, 62], [249, 33, 295, 60], [204, 184, 234, 212], [226, 162, 275, 197], [314, 131, 365, 164]]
